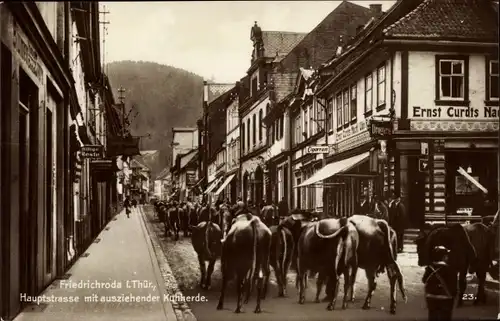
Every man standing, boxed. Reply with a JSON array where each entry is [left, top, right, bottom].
[[388, 190, 406, 253], [124, 196, 131, 218], [278, 197, 289, 218]]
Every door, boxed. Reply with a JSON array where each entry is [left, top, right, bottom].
[[407, 156, 425, 227]]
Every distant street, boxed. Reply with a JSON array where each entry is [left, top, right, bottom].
[[143, 206, 499, 321]]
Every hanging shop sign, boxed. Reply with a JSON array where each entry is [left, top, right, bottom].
[[81, 145, 104, 159], [368, 119, 393, 138], [186, 171, 197, 186], [107, 136, 140, 157], [419, 158, 429, 172]]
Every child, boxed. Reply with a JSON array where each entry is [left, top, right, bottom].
[[422, 245, 457, 320]]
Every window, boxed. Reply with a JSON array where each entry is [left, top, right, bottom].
[[279, 115, 284, 138], [377, 65, 386, 107], [252, 114, 256, 146], [247, 118, 251, 150], [365, 74, 373, 113], [258, 109, 263, 141], [275, 119, 280, 141], [303, 109, 308, 139], [271, 122, 275, 144], [487, 59, 499, 100], [327, 98, 333, 131], [241, 123, 246, 153], [309, 105, 313, 136], [343, 89, 349, 126], [251, 76, 258, 96], [438, 59, 464, 99], [350, 84, 357, 120], [294, 114, 302, 145], [336, 93, 342, 129]]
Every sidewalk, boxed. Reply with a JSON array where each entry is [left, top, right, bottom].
[[14, 206, 177, 321]]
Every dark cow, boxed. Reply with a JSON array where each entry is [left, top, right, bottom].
[[187, 202, 199, 235], [261, 204, 279, 227], [219, 204, 233, 238], [217, 213, 272, 314], [415, 222, 492, 306], [296, 218, 348, 308], [347, 215, 407, 314], [167, 204, 181, 240], [191, 221, 222, 289], [269, 224, 294, 297], [199, 205, 221, 226], [320, 220, 359, 310], [158, 202, 171, 237]]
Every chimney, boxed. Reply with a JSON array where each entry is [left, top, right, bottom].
[[370, 4, 382, 17]]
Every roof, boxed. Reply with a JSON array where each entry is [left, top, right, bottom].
[[129, 158, 149, 170], [156, 167, 170, 180], [383, 0, 499, 41], [262, 31, 307, 61], [206, 83, 235, 104], [180, 149, 198, 170]]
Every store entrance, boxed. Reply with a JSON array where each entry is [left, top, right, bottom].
[[407, 156, 425, 228]]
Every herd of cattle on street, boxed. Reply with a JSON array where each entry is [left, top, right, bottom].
[[151, 198, 499, 316]]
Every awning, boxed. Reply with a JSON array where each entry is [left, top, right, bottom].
[[204, 177, 223, 194], [295, 152, 369, 188], [457, 167, 488, 194], [214, 174, 236, 196]]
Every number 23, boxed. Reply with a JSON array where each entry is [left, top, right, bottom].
[[462, 293, 475, 300]]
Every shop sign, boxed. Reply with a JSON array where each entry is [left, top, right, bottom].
[[81, 145, 104, 159], [420, 142, 429, 155], [186, 171, 197, 186], [368, 120, 392, 138], [306, 145, 332, 154], [411, 106, 499, 119], [419, 158, 429, 172], [457, 207, 473, 216], [13, 23, 43, 81]]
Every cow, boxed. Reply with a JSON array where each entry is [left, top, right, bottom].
[[191, 220, 222, 290], [167, 204, 181, 240], [199, 205, 221, 226], [415, 222, 492, 307], [219, 205, 233, 239], [296, 218, 348, 307], [158, 202, 171, 237], [488, 211, 499, 280], [187, 202, 199, 235], [216, 213, 272, 314], [261, 204, 279, 227], [268, 224, 294, 297], [347, 215, 407, 314]]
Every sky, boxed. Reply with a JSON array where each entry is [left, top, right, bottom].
[[102, 1, 396, 84]]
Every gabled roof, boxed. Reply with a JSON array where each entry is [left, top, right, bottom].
[[129, 158, 150, 170], [180, 149, 198, 170], [206, 83, 235, 104], [383, 0, 499, 41], [261, 31, 307, 61]]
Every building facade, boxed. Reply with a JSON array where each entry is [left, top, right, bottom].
[[308, 0, 498, 225], [0, 2, 123, 319], [222, 94, 240, 203]]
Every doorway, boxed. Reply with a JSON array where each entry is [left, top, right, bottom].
[[407, 156, 425, 227], [18, 69, 39, 305]]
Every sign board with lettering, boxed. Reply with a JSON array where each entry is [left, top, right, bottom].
[[81, 145, 104, 159], [306, 145, 332, 154], [421, 142, 429, 155], [368, 120, 393, 138], [411, 106, 499, 120], [186, 171, 197, 186], [419, 158, 429, 172], [13, 22, 44, 81]]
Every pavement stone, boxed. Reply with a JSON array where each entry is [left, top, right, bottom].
[[13, 206, 176, 321]]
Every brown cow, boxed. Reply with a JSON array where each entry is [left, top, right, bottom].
[[191, 221, 222, 290], [296, 218, 349, 307], [216, 213, 272, 313], [268, 224, 294, 297], [347, 215, 407, 314]]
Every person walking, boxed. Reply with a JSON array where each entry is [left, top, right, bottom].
[[124, 196, 131, 218], [422, 245, 457, 320]]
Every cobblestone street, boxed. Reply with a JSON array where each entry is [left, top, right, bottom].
[[143, 206, 500, 321]]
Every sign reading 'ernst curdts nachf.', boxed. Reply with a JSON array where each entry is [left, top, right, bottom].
[[412, 106, 499, 119]]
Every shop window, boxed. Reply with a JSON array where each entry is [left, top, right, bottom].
[[364, 73, 373, 114], [376, 64, 386, 108], [487, 59, 499, 101], [435, 55, 469, 106]]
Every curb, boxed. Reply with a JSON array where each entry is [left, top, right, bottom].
[[139, 205, 198, 321]]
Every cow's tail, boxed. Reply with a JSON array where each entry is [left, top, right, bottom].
[[205, 221, 213, 259], [314, 217, 348, 239], [377, 220, 407, 302]]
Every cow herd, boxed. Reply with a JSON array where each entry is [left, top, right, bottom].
[[151, 200, 499, 316], [152, 200, 412, 314]]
